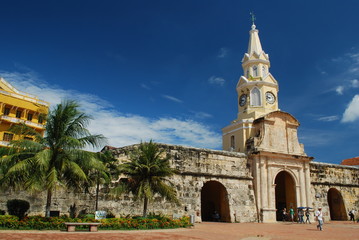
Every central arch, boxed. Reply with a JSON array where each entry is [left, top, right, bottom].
[[201, 181, 230, 222], [328, 188, 347, 220], [274, 171, 297, 221]]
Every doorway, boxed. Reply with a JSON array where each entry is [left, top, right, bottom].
[[274, 171, 297, 221], [201, 181, 230, 222]]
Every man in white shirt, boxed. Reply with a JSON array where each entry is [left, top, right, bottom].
[[315, 207, 323, 231]]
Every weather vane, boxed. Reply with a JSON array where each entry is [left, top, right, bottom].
[[250, 12, 256, 25]]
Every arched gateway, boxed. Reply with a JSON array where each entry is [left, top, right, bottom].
[[274, 171, 297, 221], [201, 181, 230, 222], [327, 188, 347, 220]]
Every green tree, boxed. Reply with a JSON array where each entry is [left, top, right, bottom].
[[112, 140, 179, 217], [87, 150, 119, 211], [0, 100, 106, 217]]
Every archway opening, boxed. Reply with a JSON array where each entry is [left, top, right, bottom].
[[327, 188, 347, 220], [201, 181, 230, 222], [274, 171, 296, 221]]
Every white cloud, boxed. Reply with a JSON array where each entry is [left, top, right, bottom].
[[317, 115, 339, 122], [342, 94, 359, 123], [162, 94, 183, 103], [351, 79, 359, 88], [208, 76, 225, 86], [217, 47, 228, 58], [193, 111, 212, 119], [349, 52, 359, 64], [0, 70, 222, 150], [335, 85, 344, 95]]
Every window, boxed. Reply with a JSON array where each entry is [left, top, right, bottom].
[[16, 110, 22, 118], [3, 107, 10, 116], [24, 137, 33, 141], [230, 135, 235, 150], [27, 113, 33, 121], [38, 114, 45, 124], [250, 87, 262, 106], [262, 66, 266, 76], [3, 133, 14, 142], [246, 69, 249, 77], [253, 65, 258, 76]]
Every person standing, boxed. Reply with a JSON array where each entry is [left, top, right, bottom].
[[282, 208, 287, 221], [315, 207, 324, 231], [289, 207, 294, 222], [349, 209, 355, 222], [305, 208, 311, 224]]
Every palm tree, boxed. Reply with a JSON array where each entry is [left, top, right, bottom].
[[112, 140, 179, 217], [0, 100, 106, 217], [87, 150, 119, 211]]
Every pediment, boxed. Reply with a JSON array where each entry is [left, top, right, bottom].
[[249, 111, 306, 156], [236, 76, 249, 88], [254, 111, 299, 126], [242, 51, 269, 63], [263, 73, 278, 85]]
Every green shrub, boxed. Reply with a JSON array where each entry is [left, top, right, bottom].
[[0, 214, 191, 230], [6, 199, 30, 220]]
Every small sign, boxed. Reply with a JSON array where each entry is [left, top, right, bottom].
[[95, 211, 107, 220]]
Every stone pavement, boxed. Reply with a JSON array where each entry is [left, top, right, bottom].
[[0, 221, 358, 240]]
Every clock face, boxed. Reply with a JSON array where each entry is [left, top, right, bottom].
[[239, 94, 247, 107], [265, 92, 275, 104]]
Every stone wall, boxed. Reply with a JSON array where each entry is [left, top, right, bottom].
[[0, 144, 258, 223], [1, 144, 357, 223], [310, 162, 359, 220], [109, 144, 258, 223]]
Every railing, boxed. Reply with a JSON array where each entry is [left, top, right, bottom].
[[0, 115, 45, 129], [0, 140, 10, 147], [0, 89, 49, 107]]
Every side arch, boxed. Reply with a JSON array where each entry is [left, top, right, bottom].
[[327, 188, 347, 220], [201, 181, 230, 222]]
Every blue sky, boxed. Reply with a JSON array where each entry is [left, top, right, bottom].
[[0, 0, 358, 164]]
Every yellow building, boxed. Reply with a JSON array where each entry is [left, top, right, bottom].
[[0, 77, 49, 147]]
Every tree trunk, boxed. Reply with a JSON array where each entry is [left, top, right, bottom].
[[45, 189, 52, 217], [143, 196, 148, 217], [95, 175, 100, 211]]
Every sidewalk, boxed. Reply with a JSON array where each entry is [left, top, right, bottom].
[[0, 221, 358, 240]]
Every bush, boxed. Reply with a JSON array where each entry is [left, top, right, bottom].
[[6, 199, 30, 219], [0, 214, 191, 230]]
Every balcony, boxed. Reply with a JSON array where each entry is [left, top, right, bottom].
[[0, 140, 10, 147], [0, 115, 45, 129]]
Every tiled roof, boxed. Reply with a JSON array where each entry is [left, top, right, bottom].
[[341, 157, 359, 166]]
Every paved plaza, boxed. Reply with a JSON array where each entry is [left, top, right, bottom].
[[0, 221, 358, 240]]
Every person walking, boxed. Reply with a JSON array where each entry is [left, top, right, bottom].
[[305, 208, 311, 224], [289, 207, 294, 222], [315, 207, 324, 231], [298, 208, 304, 224], [348, 209, 355, 222]]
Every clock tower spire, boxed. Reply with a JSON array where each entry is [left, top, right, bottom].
[[222, 20, 279, 152]]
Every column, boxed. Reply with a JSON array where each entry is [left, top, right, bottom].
[[260, 160, 268, 208], [299, 167, 306, 207], [267, 163, 273, 209], [304, 163, 311, 207], [254, 157, 261, 210]]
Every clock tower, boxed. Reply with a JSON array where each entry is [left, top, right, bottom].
[[222, 22, 279, 152]]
